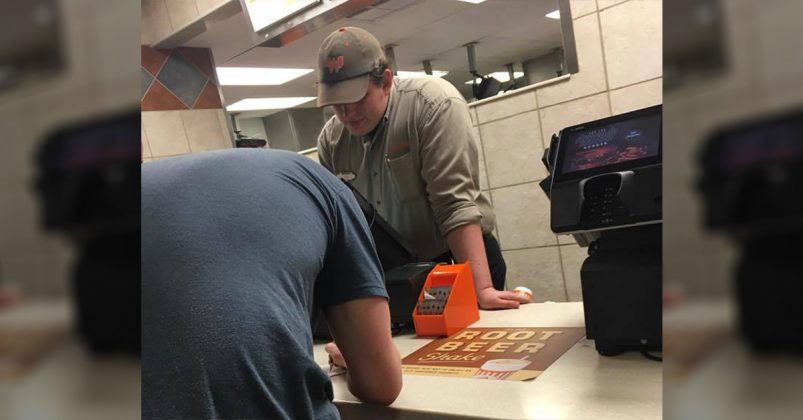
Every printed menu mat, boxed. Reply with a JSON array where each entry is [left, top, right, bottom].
[[0, 327, 68, 379], [402, 327, 585, 381]]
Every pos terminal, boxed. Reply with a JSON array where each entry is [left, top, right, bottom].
[[544, 105, 662, 356]]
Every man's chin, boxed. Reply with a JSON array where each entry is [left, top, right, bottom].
[[346, 125, 370, 137]]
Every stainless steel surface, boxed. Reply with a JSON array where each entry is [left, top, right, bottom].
[[257, 0, 389, 48]]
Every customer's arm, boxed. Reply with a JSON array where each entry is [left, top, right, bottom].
[[446, 223, 523, 309], [325, 297, 402, 406]]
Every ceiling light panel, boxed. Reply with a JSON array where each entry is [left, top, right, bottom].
[[216, 67, 313, 86], [397, 70, 449, 79], [226, 97, 317, 111]]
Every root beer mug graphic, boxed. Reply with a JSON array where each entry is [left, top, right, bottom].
[[472, 357, 531, 380]]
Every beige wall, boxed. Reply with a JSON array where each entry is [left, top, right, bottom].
[[141, 109, 233, 162], [469, 0, 662, 302]]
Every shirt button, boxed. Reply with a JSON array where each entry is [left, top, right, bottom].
[[376, 201, 381, 206], [373, 172, 378, 177]]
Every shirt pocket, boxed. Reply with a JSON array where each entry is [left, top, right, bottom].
[[386, 152, 424, 203]]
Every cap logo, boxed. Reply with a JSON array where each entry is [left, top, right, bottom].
[[325, 55, 345, 74]]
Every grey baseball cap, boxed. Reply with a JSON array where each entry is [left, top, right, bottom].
[[316, 27, 385, 107]]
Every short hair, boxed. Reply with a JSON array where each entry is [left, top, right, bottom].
[[368, 58, 390, 87]]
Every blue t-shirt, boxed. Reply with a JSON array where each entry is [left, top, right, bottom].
[[142, 149, 388, 419]]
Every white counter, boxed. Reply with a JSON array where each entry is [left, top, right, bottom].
[[313, 302, 662, 419]]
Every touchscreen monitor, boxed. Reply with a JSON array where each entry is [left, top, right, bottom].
[[554, 105, 661, 182]]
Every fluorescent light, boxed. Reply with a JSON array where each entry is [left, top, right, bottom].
[[226, 97, 316, 112], [397, 70, 449, 79], [464, 72, 524, 84], [545, 10, 560, 20], [216, 67, 313, 86], [455, 0, 487, 4]]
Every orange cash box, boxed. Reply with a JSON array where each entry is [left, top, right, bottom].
[[412, 262, 480, 337]]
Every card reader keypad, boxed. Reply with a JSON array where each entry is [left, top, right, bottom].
[[582, 177, 629, 225]]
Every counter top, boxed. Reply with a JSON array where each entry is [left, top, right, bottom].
[[313, 302, 662, 419]]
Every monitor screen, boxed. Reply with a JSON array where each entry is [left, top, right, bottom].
[[554, 105, 661, 182], [560, 113, 661, 175], [711, 115, 803, 173]]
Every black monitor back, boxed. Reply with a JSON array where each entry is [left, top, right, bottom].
[[343, 181, 416, 271], [312, 182, 419, 339]]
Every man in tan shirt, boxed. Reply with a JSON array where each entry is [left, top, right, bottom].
[[315, 26, 526, 311]]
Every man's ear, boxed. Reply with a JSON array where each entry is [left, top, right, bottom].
[[383, 68, 393, 93]]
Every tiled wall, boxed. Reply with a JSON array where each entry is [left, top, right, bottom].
[[140, 45, 233, 161], [141, 108, 232, 161], [469, 0, 662, 302], [141, 46, 223, 111]]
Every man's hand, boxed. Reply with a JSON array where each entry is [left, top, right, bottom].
[[325, 342, 347, 369], [325, 297, 402, 405], [446, 224, 523, 311], [477, 287, 528, 310]]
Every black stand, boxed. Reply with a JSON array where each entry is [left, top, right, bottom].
[[580, 224, 662, 356]]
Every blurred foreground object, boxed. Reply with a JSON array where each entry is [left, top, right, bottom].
[[0, 0, 65, 91], [663, 0, 803, 418], [0, 300, 140, 420], [663, 0, 726, 90], [698, 107, 803, 353], [34, 109, 140, 354], [0, 301, 70, 380], [664, 300, 803, 420], [0, 290, 20, 308]]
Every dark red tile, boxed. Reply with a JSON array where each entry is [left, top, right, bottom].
[[178, 47, 217, 81], [141, 80, 189, 111], [192, 81, 223, 109], [142, 45, 170, 76]]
